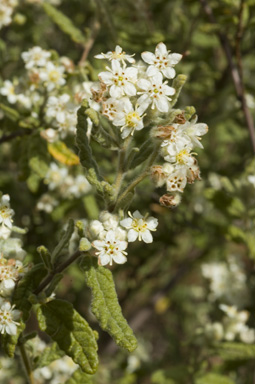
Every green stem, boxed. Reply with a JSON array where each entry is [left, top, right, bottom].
[[113, 143, 160, 211], [19, 343, 35, 384], [34, 250, 83, 295], [114, 136, 132, 196]]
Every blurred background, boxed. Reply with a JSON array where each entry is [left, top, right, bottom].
[[1, 0, 255, 383]]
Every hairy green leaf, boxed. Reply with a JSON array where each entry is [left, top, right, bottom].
[[13, 263, 47, 321], [130, 138, 154, 169], [42, 3, 86, 44], [36, 299, 98, 374], [66, 368, 94, 384], [82, 257, 137, 352], [1, 321, 25, 358]]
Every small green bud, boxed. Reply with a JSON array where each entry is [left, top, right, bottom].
[[79, 237, 92, 252]]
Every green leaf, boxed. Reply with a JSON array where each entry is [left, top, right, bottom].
[[52, 218, 74, 263], [34, 342, 65, 368], [82, 257, 137, 352], [215, 342, 255, 360], [1, 321, 25, 358], [37, 245, 53, 270], [195, 373, 235, 384], [130, 138, 154, 169], [48, 141, 80, 166], [36, 299, 98, 374], [76, 103, 100, 177], [13, 263, 47, 321], [42, 3, 86, 44], [65, 368, 94, 384], [0, 102, 20, 121]]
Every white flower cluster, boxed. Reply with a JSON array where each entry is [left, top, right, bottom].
[[37, 162, 91, 213], [201, 256, 255, 344], [0, 194, 27, 335], [205, 304, 255, 344], [94, 43, 182, 139], [151, 115, 208, 203], [90, 210, 158, 266], [0, 0, 17, 30]]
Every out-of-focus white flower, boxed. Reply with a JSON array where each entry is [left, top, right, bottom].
[[120, 210, 158, 243], [0, 195, 14, 232], [204, 322, 224, 341], [248, 175, 255, 188], [46, 94, 70, 123], [40, 128, 59, 143], [239, 325, 255, 344], [112, 97, 147, 138], [57, 111, 77, 138], [39, 62, 66, 91], [99, 60, 138, 99], [0, 0, 17, 30], [67, 175, 91, 198], [37, 194, 58, 213], [21, 46, 51, 69], [92, 230, 128, 266], [0, 80, 18, 104], [141, 42, 182, 79], [44, 163, 68, 190], [95, 45, 135, 65], [166, 168, 187, 192], [137, 72, 175, 113], [0, 299, 20, 335]]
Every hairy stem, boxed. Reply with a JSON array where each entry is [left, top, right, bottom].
[[34, 249, 83, 295], [19, 343, 35, 384]]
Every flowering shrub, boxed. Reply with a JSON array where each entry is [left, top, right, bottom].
[[0, 1, 255, 383]]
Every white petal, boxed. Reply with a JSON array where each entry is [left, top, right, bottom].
[[110, 85, 122, 98], [133, 210, 143, 219], [142, 230, 153, 243], [99, 253, 111, 266], [168, 53, 182, 65], [127, 229, 138, 242], [155, 42, 168, 56], [121, 127, 131, 138], [4, 279, 15, 289], [6, 323, 17, 336], [118, 240, 128, 251], [141, 51, 155, 64], [162, 67, 176, 79], [113, 252, 127, 264], [92, 240, 105, 250], [111, 59, 121, 72], [125, 67, 138, 79], [106, 230, 115, 242], [155, 97, 169, 113], [137, 79, 151, 91], [164, 85, 175, 96], [146, 217, 158, 230], [146, 66, 159, 77], [124, 82, 136, 96], [120, 218, 132, 228]]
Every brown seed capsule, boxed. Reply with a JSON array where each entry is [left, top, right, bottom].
[[159, 194, 181, 208], [152, 125, 176, 140], [174, 112, 186, 124]]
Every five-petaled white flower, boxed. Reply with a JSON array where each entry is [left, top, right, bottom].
[[0, 299, 21, 335], [141, 42, 182, 79], [92, 230, 128, 266], [99, 60, 137, 99], [21, 46, 51, 69], [0, 80, 17, 104], [179, 116, 208, 149], [0, 257, 24, 295], [95, 45, 135, 65], [46, 94, 70, 124], [112, 98, 147, 138], [137, 73, 175, 113], [120, 210, 158, 243], [39, 62, 66, 91]]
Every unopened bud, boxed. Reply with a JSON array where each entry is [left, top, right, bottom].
[[79, 237, 92, 252]]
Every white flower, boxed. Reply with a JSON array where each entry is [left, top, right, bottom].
[[36, 194, 58, 213], [179, 116, 208, 149], [112, 97, 147, 138], [0, 80, 18, 104], [40, 128, 59, 143], [137, 73, 175, 113], [57, 110, 77, 138], [39, 62, 66, 91], [99, 60, 138, 99], [239, 325, 255, 344], [166, 168, 187, 193], [67, 175, 91, 198], [102, 98, 119, 121], [160, 124, 190, 156], [21, 46, 51, 69], [248, 175, 255, 188], [0, 195, 14, 230], [0, 257, 24, 295], [17, 94, 32, 109], [92, 230, 128, 266], [95, 45, 135, 65], [120, 210, 158, 243], [164, 147, 195, 168], [0, 300, 20, 335], [141, 42, 182, 79], [46, 94, 70, 123], [44, 163, 68, 190]]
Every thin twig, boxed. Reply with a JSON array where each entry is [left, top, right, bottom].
[[0, 129, 32, 144], [200, 0, 255, 154], [18, 343, 35, 384], [34, 250, 83, 295], [79, 20, 101, 66]]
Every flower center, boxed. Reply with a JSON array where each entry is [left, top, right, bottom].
[[125, 112, 140, 128]]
